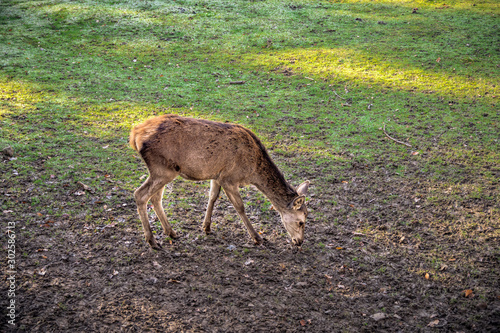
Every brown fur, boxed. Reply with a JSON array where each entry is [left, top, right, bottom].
[[130, 114, 310, 249]]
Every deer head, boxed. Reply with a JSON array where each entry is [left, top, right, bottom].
[[278, 181, 310, 246]]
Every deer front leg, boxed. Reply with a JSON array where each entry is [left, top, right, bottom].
[[222, 184, 263, 245], [203, 179, 221, 234], [134, 174, 176, 249], [150, 187, 177, 239]]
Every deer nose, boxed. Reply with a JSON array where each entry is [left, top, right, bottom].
[[292, 238, 303, 246]]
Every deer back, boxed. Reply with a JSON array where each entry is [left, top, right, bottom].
[[130, 115, 268, 183]]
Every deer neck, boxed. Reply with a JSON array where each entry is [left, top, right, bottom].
[[252, 156, 297, 212]]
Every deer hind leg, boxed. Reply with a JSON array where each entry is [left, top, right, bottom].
[[150, 186, 177, 239], [134, 172, 176, 249], [203, 179, 221, 234], [222, 184, 263, 245]]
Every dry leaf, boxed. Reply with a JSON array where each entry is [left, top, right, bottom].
[[425, 273, 430, 280], [464, 289, 474, 298], [428, 319, 439, 327], [300, 320, 306, 326], [2, 146, 14, 157], [245, 259, 254, 266], [77, 181, 91, 190]]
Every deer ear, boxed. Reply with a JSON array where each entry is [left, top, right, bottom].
[[296, 180, 310, 196], [289, 195, 305, 210]]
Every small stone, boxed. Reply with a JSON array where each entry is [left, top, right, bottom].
[[371, 313, 387, 321]]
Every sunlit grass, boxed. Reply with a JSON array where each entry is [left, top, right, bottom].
[[330, 0, 499, 12], [21, 0, 177, 26], [237, 47, 497, 100]]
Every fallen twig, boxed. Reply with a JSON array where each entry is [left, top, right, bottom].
[[77, 181, 92, 191], [229, 81, 246, 85], [332, 90, 346, 100], [382, 123, 412, 147]]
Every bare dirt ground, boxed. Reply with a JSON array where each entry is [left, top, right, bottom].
[[1, 149, 499, 332]]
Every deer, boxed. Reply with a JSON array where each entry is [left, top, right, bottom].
[[129, 114, 310, 250]]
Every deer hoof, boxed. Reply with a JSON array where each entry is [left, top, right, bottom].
[[147, 238, 162, 250], [168, 230, 177, 239], [253, 235, 263, 245], [202, 220, 211, 234]]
